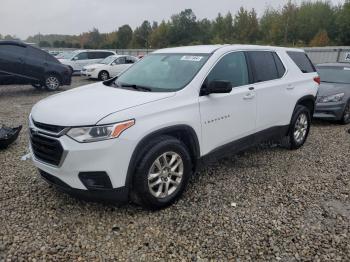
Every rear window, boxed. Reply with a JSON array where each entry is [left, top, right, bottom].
[[247, 51, 279, 83], [287, 51, 316, 73], [316, 66, 350, 84]]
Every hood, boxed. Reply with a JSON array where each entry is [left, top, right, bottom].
[[31, 83, 175, 126], [318, 82, 350, 96], [83, 64, 105, 70]]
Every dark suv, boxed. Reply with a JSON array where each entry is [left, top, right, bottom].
[[0, 41, 71, 91]]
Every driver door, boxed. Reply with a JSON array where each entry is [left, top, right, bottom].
[[199, 51, 257, 155]]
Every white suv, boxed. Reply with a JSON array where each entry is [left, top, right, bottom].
[[29, 45, 319, 209], [58, 50, 116, 73]]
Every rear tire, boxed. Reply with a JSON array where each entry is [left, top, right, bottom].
[[288, 105, 311, 150], [44, 74, 61, 91], [341, 100, 350, 125], [98, 71, 110, 81], [131, 136, 192, 210]]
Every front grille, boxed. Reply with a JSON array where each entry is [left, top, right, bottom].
[[30, 132, 64, 166], [32, 120, 66, 134]]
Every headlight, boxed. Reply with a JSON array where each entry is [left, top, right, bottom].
[[87, 68, 96, 72], [318, 93, 345, 103], [67, 119, 135, 143]]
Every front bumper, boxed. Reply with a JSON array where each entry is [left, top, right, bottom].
[[314, 101, 346, 120], [39, 170, 128, 203], [30, 131, 136, 202]]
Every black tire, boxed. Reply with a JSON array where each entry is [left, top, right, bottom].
[[31, 83, 43, 90], [341, 100, 350, 125], [132, 135, 192, 210], [288, 105, 311, 150], [44, 74, 61, 91], [98, 71, 110, 81]]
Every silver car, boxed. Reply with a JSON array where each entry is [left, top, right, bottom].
[[314, 63, 350, 124]]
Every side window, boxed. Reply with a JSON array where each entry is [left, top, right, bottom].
[[96, 52, 113, 59], [46, 54, 59, 63], [287, 51, 316, 73], [272, 53, 286, 78], [0, 44, 27, 56], [27, 46, 46, 61], [116, 57, 126, 64], [247, 51, 278, 83], [207, 52, 249, 88], [125, 56, 135, 64], [75, 52, 88, 60]]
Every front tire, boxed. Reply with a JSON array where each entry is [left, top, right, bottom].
[[98, 71, 110, 81], [288, 105, 311, 150], [341, 100, 350, 125], [132, 136, 192, 210], [44, 74, 61, 91]]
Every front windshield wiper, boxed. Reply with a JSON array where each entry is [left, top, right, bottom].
[[119, 83, 152, 92]]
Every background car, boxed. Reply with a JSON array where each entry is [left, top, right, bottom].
[[58, 50, 116, 73], [314, 63, 350, 124], [0, 40, 72, 91], [81, 55, 139, 80]]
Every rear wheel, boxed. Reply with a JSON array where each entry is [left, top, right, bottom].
[[44, 74, 61, 91], [132, 136, 192, 210], [341, 100, 350, 124], [288, 105, 311, 150], [98, 71, 110, 81]]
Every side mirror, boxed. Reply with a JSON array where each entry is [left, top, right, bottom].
[[201, 80, 232, 96], [72, 56, 78, 61]]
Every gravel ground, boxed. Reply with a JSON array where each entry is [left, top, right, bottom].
[[0, 77, 349, 261]]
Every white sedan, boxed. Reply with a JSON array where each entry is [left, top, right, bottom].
[[81, 55, 139, 81]]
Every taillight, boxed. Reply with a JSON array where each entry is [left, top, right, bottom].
[[313, 76, 321, 85]]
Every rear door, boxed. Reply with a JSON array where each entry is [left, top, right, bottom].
[[0, 44, 27, 77], [199, 51, 257, 155], [246, 51, 290, 132], [23, 46, 47, 81]]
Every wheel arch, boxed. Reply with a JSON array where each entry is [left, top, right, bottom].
[[125, 125, 200, 189], [295, 95, 316, 115]]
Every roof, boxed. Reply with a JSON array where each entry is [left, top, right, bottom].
[[153, 44, 304, 54], [317, 62, 350, 67]]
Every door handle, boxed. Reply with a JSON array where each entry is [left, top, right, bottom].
[[287, 84, 295, 90], [243, 92, 255, 100]]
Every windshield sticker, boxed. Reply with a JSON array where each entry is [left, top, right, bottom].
[[181, 56, 204, 62]]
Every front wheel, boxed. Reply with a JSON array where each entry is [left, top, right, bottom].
[[288, 105, 311, 150], [341, 101, 350, 125], [132, 136, 192, 210], [98, 71, 110, 81], [44, 74, 61, 91]]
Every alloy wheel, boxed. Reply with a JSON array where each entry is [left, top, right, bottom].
[[294, 113, 308, 144], [100, 72, 109, 81], [148, 152, 184, 199], [45, 76, 60, 90]]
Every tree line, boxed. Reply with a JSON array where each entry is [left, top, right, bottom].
[[2, 0, 350, 49]]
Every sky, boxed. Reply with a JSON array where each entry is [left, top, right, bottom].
[[0, 0, 345, 40]]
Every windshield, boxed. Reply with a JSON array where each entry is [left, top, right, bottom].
[[57, 51, 76, 60], [317, 66, 350, 84], [99, 56, 117, 65], [114, 53, 210, 92]]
